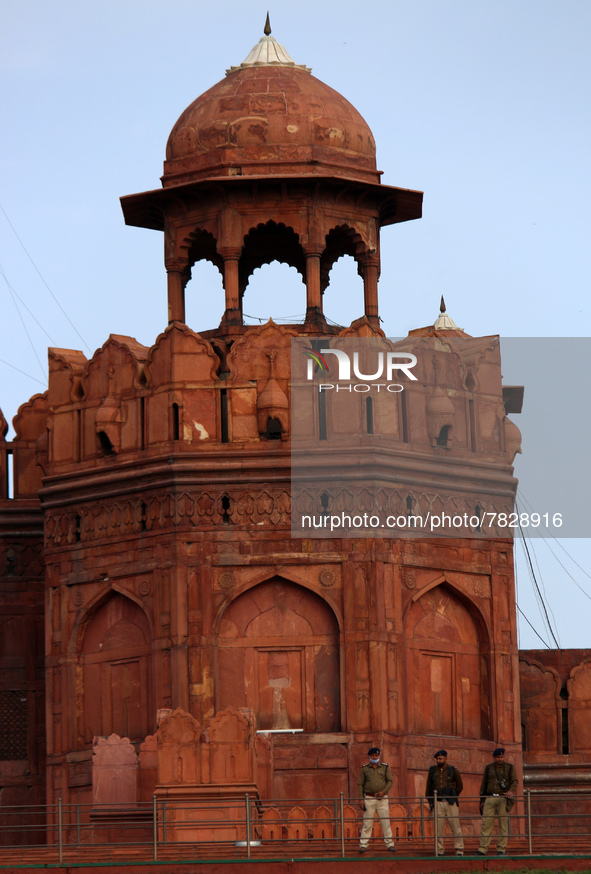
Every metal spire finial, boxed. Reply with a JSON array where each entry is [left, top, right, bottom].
[[264, 12, 271, 35], [440, 295, 446, 314]]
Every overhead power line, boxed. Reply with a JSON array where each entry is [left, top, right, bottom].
[[518, 489, 591, 601], [0, 200, 91, 354], [0, 263, 57, 345], [0, 357, 47, 386], [516, 602, 551, 648], [1, 264, 47, 378]]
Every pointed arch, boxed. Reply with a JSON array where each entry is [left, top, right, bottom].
[[519, 657, 561, 753], [213, 566, 343, 634], [76, 590, 154, 748], [405, 582, 491, 740], [216, 576, 341, 732]]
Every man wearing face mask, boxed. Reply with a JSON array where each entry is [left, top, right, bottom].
[[358, 747, 396, 853]]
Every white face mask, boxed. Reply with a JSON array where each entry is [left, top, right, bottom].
[[369, 757, 380, 764]]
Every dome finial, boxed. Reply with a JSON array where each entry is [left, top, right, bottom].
[[440, 295, 446, 313], [227, 15, 311, 74]]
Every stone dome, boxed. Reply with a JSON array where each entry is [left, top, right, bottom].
[[163, 29, 378, 187]]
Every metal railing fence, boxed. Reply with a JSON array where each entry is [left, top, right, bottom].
[[0, 791, 590, 862]]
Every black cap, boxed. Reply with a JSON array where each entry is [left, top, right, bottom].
[[434, 749, 447, 758], [368, 747, 380, 756], [493, 747, 505, 757]]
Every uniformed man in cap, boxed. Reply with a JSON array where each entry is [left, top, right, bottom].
[[477, 748, 518, 856], [358, 747, 396, 853], [425, 749, 464, 856]]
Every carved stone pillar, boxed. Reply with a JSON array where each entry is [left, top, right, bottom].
[[220, 247, 242, 326], [304, 250, 323, 322], [361, 255, 380, 324], [167, 268, 186, 324]]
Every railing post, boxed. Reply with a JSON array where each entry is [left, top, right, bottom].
[[245, 793, 251, 859], [152, 795, 158, 861], [526, 789, 532, 855], [420, 796, 424, 837], [76, 803, 80, 846], [57, 797, 63, 864], [162, 800, 167, 844], [340, 792, 345, 858], [433, 790, 438, 855]]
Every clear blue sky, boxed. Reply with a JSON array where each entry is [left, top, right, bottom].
[[1, 0, 590, 648]]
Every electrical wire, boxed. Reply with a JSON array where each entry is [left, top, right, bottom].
[[516, 510, 560, 648], [0, 263, 58, 345], [514, 549, 551, 648], [0, 201, 91, 353], [522, 518, 561, 647], [243, 312, 307, 324], [516, 603, 551, 648], [0, 356, 47, 386], [518, 489, 591, 600], [1, 264, 47, 377]]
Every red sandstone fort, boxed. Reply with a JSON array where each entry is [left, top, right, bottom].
[[0, 19, 589, 853]]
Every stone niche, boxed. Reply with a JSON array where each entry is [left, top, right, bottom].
[[154, 706, 259, 842]]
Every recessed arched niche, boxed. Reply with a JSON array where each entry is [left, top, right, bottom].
[[217, 577, 340, 733], [405, 585, 491, 740], [79, 593, 153, 746]]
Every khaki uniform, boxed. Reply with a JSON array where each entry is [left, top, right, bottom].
[[358, 762, 395, 849], [478, 762, 518, 854], [425, 763, 464, 855]]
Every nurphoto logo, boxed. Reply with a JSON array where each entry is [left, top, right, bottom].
[[305, 347, 418, 392]]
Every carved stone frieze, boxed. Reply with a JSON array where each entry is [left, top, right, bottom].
[[44, 489, 292, 547], [43, 482, 514, 548], [446, 572, 491, 599], [292, 488, 513, 537]]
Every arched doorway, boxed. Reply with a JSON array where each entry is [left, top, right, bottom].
[[80, 593, 153, 745], [217, 578, 340, 732], [405, 585, 490, 739]]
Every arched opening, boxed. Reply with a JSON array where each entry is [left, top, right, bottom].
[[321, 255, 363, 327], [265, 417, 283, 440], [184, 260, 225, 332], [97, 431, 115, 456], [80, 593, 153, 747], [239, 222, 306, 323], [242, 262, 306, 324], [217, 578, 340, 732], [241, 222, 304, 284], [436, 425, 451, 447], [221, 494, 231, 524], [405, 585, 490, 739]]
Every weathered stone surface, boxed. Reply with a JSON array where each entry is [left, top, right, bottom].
[[92, 734, 138, 806]]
